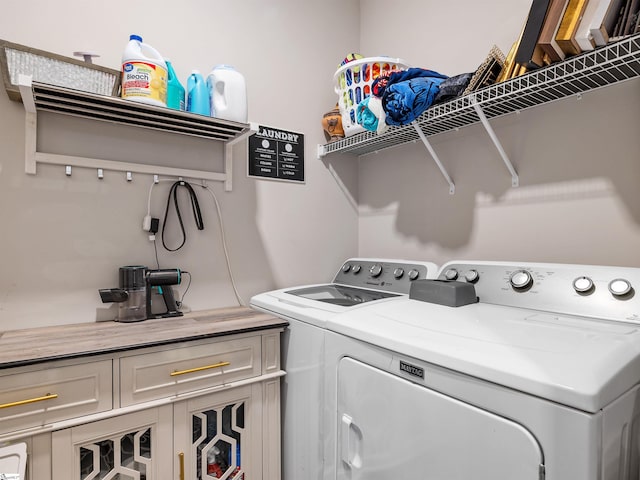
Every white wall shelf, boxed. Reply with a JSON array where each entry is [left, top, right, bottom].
[[318, 33, 640, 193], [18, 76, 256, 191]]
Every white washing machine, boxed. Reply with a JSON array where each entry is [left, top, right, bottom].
[[324, 260, 640, 480], [249, 258, 439, 480]]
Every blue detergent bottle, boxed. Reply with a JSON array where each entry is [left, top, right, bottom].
[[165, 59, 185, 111], [186, 70, 210, 116]]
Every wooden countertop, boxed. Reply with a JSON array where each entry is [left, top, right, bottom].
[[0, 307, 287, 369]]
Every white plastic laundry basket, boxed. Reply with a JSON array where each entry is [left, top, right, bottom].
[[334, 57, 409, 137]]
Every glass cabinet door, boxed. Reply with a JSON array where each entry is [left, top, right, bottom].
[[52, 406, 173, 480], [175, 385, 258, 480], [78, 426, 151, 479], [193, 403, 244, 479]]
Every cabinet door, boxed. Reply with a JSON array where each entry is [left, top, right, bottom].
[[52, 405, 173, 479], [174, 384, 262, 480]]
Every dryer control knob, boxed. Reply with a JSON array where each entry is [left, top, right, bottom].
[[352, 264, 361, 274], [444, 268, 458, 281], [342, 263, 351, 273], [510, 270, 533, 290], [573, 276, 594, 293], [464, 269, 480, 283], [393, 268, 404, 279], [608, 278, 632, 297], [369, 264, 383, 277], [408, 269, 420, 281]]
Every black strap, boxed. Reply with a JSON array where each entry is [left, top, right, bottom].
[[161, 181, 204, 251]]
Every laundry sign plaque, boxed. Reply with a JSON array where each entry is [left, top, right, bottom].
[[248, 125, 304, 183]]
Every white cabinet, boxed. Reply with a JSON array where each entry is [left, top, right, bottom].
[[52, 379, 277, 480], [0, 328, 284, 480]]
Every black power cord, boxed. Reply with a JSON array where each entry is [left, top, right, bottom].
[[161, 181, 204, 252], [177, 271, 192, 308]]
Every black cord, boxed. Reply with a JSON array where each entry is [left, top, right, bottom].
[[161, 181, 204, 251], [153, 237, 160, 269], [178, 271, 192, 307]]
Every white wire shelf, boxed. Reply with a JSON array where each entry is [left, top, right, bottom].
[[319, 33, 640, 159]]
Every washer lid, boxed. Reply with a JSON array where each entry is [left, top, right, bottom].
[[327, 297, 640, 412], [286, 284, 399, 306], [250, 284, 403, 328]]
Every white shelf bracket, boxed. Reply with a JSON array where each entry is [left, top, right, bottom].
[[471, 95, 519, 187], [223, 122, 258, 192], [412, 122, 455, 194], [18, 75, 37, 175]]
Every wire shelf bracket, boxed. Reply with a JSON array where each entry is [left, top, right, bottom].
[[470, 95, 519, 187], [412, 122, 455, 194], [17, 75, 255, 191]]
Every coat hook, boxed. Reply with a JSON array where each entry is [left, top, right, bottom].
[[65, 165, 72, 176], [97, 168, 104, 180], [126, 171, 133, 182]]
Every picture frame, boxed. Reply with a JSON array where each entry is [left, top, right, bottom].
[[463, 45, 506, 94]]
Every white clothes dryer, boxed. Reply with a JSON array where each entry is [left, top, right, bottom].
[[324, 260, 640, 480], [250, 258, 438, 480]]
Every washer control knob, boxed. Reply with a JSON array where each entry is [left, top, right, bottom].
[[369, 264, 383, 277], [464, 269, 480, 284], [393, 268, 405, 279], [408, 269, 420, 281], [510, 270, 533, 290], [608, 278, 632, 297], [352, 264, 361, 274], [573, 276, 594, 293], [444, 268, 459, 281], [342, 263, 351, 273]]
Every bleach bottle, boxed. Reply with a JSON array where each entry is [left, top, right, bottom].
[[186, 70, 210, 116], [165, 59, 185, 111], [207, 65, 247, 122], [121, 34, 167, 107]]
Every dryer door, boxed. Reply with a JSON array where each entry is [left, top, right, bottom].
[[337, 357, 544, 480]]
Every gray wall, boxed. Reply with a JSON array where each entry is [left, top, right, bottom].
[[0, 0, 360, 329]]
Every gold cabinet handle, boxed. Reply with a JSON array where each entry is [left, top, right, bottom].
[[170, 361, 230, 377], [178, 452, 185, 480], [0, 393, 58, 409]]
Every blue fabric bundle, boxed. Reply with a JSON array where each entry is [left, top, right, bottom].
[[356, 96, 388, 134], [377, 68, 448, 126]]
